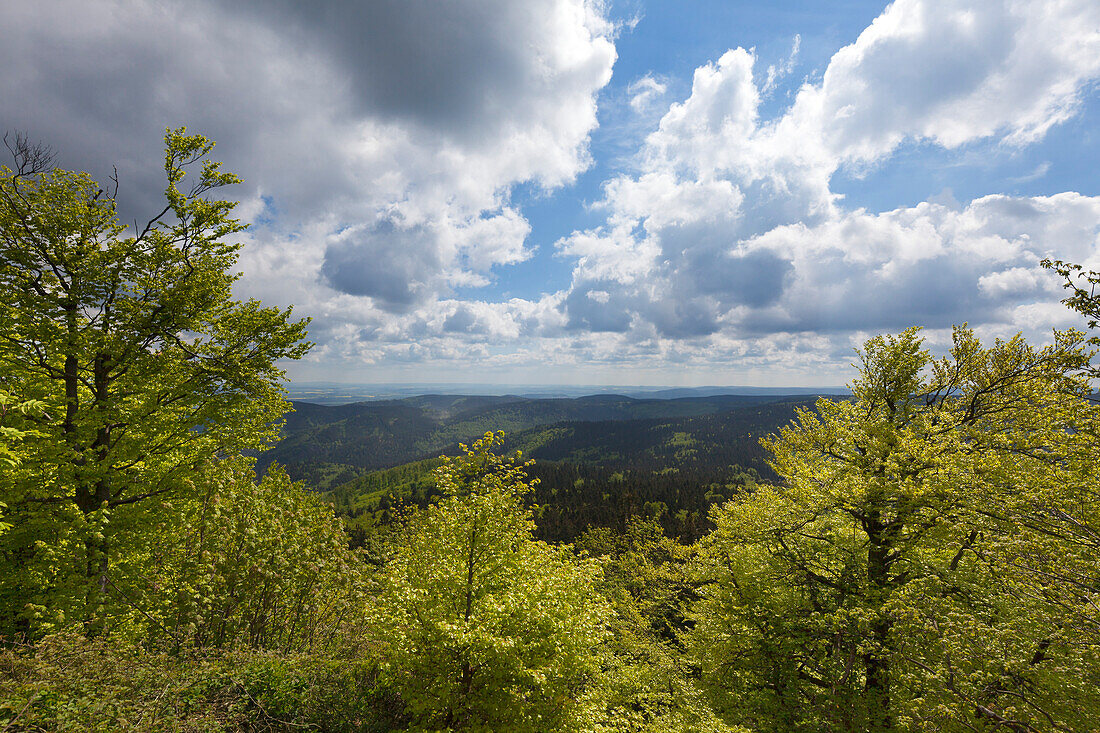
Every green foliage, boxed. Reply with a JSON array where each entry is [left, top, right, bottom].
[[327, 457, 445, 548], [327, 455, 759, 547], [0, 129, 310, 634], [369, 432, 611, 731], [0, 631, 403, 731], [1043, 257, 1100, 349], [691, 326, 1100, 732], [127, 456, 368, 652], [578, 518, 740, 733], [0, 390, 45, 468], [0, 390, 45, 536]]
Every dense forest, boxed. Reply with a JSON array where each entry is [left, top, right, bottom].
[[256, 392, 798, 489], [3, 133, 1100, 732], [328, 457, 763, 545], [275, 392, 810, 542]]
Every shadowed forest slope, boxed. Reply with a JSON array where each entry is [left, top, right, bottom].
[[259, 393, 819, 489]]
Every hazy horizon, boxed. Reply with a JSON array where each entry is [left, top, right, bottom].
[[285, 380, 851, 405]]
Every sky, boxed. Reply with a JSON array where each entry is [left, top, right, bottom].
[[2, 0, 1099, 387]]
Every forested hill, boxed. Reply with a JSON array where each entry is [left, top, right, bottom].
[[504, 397, 818, 472], [258, 392, 822, 488], [318, 396, 818, 542]]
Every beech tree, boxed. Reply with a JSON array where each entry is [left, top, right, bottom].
[[691, 326, 1099, 732], [577, 518, 737, 733], [0, 391, 45, 537], [370, 432, 610, 731], [0, 130, 310, 634]]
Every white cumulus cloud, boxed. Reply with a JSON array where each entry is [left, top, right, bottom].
[[548, 0, 1100, 377]]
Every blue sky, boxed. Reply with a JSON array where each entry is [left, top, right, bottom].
[[491, 1, 892, 305], [3, 0, 1099, 386]]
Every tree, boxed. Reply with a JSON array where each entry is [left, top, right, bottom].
[[691, 326, 1100, 732], [0, 129, 310, 635], [1043, 258, 1100, 353], [369, 432, 610, 731], [577, 518, 738, 733], [133, 455, 366, 653]]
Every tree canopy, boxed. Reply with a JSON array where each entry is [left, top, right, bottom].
[[692, 325, 1100, 732], [0, 129, 310, 634], [369, 432, 610, 731]]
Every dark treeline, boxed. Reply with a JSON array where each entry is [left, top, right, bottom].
[[523, 461, 763, 542], [505, 403, 802, 472], [331, 458, 763, 546]]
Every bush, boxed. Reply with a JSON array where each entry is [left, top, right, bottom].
[[0, 631, 406, 731]]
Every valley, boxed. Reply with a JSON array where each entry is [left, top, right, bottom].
[[263, 391, 829, 541]]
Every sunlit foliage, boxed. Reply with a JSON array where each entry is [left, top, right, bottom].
[[0, 130, 310, 635], [369, 432, 610, 731], [692, 326, 1100, 731]]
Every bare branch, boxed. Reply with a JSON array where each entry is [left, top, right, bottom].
[[3, 131, 54, 177]]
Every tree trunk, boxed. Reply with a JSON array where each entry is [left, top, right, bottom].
[[864, 498, 894, 733], [70, 348, 114, 636]]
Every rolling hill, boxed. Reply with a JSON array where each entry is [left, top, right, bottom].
[[258, 392, 813, 488], [267, 392, 831, 540]]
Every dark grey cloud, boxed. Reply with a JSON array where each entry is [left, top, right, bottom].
[[657, 223, 793, 308], [0, 0, 355, 223], [0, 0, 617, 378], [321, 220, 441, 312], [231, 1, 542, 138], [753, 255, 990, 334], [563, 282, 634, 333], [553, 223, 795, 340], [643, 295, 720, 338], [3, 0, 551, 173], [443, 305, 487, 334], [556, 189, 1100, 345], [0, 0, 613, 253]]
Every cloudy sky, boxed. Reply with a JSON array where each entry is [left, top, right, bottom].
[[4, 0, 1099, 387]]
